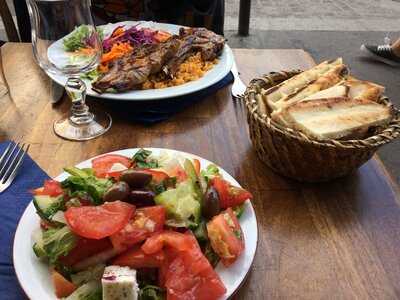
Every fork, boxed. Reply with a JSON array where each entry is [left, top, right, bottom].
[[231, 58, 247, 100], [0, 142, 30, 193]]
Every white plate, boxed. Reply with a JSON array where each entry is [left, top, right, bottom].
[[13, 148, 258, 300], [46, 21, 233, 101]]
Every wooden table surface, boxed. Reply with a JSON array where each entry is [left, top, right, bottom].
[[1, 43, 400, 299]]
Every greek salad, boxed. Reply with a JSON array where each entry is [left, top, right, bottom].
[[31, 149, 253, 300]]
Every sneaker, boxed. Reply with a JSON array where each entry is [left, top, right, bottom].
[[360, 44, 400, 67]]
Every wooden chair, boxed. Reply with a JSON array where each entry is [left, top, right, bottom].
[[0, 0, 19, 42]]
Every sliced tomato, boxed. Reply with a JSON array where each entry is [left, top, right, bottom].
[[112, 246, 165, 268], [142, 231, 226, 299], [92, 154, 131, 178], [52, 270, 76, 298], [193, 159, 201, 176], [110, 206, 166, 251], [169, 165, 187, 183], [161, 232, 226, 300], [210, 177, 229, 207], [33, 180, 63, 197], [158, 258, 169, 287], [65, 201, 135, 239], [141, 169, 169, 184], [141, 231, 194, 254], [211, 177, 253, 208], [59, 237, 113, 266], [207, 208, 244, 266], [229, 186, 253, 206]]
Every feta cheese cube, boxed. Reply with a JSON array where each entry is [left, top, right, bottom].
[[102, 266, 139, 300], [108, 163, 129, 173]]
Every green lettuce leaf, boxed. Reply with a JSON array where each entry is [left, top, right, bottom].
[[61, 167, 113, 205], [200, 164, 220, 183], [63, 25, 90, 52], [43, 226, 77, 264], [133, 149, 159, 169]]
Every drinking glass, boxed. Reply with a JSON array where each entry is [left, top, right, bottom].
[[26, 0, 111, 141]]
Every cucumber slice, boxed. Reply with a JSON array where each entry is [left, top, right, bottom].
[[32, 229, 46, 259], [32, 243, 46, 259], [33, 195, 63, 221], [155, 180, 201, 227], [51, 210, 67, 225], [65, 281, 102, 300], [183, 159, 203, 204], [71, 264, 106, 286]]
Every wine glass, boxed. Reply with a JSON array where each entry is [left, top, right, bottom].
[[26, 0, 111, 141]]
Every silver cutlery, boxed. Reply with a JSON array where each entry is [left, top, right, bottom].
[[0, 142, 30, 193], [231, 58, 247, 100]]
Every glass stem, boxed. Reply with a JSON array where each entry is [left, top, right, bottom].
[[65, 77, 94, 125]]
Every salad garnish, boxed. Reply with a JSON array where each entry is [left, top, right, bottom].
[[62, 24, 172, 83], [31, 149, 253, 299]]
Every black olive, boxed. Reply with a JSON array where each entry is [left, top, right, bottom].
[[103, 181, 131, 202], [203, 186, 221, 219], [128, 190, 156, 207], [119, 170, 152, 188]]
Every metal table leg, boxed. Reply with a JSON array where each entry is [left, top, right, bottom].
[[238, 0, 251, 36]]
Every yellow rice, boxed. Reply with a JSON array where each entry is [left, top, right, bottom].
[[141, 52, 218, 90]]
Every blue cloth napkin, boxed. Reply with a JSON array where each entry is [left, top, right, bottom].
[[0, 141, 50, 300], [99, 72, 234, 124]]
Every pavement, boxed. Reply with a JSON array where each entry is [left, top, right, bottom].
[[225, 0, 400, 31]]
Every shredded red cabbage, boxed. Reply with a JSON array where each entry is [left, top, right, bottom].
[[102, 25, 157, 52], [84, 33, 97, 49]]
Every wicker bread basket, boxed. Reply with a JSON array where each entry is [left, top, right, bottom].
[[244, 70, 400, 182]]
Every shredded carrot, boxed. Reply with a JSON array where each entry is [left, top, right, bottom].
[[112, 27, 125, 38], [101, 42, 133, 64], [98, 63, 109, 73], [75, 47, 96, 56]]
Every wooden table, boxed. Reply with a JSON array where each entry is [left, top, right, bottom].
[[1, 43, 400, 299]]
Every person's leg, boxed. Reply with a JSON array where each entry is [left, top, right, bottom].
[[360, 37, 400, 67]]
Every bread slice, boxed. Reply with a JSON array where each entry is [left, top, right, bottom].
[[262, 58, 343, 110], [274, 97, 392, 140], [302, 85, 349, 101], [345, 79, 385, 102], [273, 63, 349, 110]]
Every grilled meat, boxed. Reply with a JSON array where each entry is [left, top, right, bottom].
[[162, 35, 196, 77], [162, 27, 225, 77], [92, 37, 180, 93], [92, 27, 225, 93], [179, 27, 225, 60]]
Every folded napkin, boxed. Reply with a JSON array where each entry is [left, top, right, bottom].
[[0, 141, 49, 300], [100, 72, 234, 124]]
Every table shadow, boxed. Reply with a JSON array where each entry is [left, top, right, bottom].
[[239, 146, 371, 235], [85, 85, 232, 131]]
